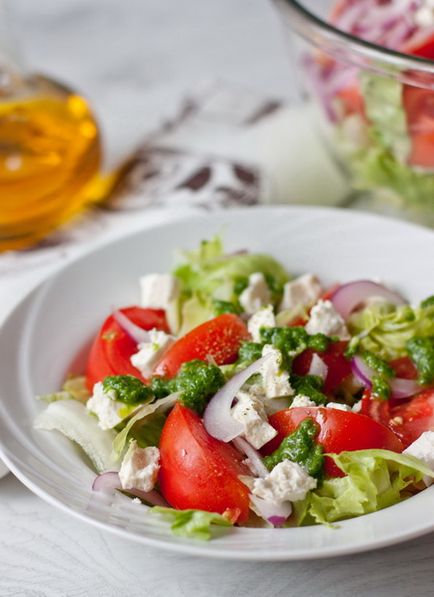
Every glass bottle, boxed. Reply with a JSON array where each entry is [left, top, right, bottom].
[[0, 1, 104, 251]]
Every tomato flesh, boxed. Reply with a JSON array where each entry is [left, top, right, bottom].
[[86, 306, 168, 391], [159, 403, 251, 522], [263, 407, 403, 477], [292, 341, 352, 395], [388, 389, 434, 448], [155, 314, 249, 378]]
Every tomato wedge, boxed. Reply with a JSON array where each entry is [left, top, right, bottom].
[[388, 389, 434, 448], [292, 341, 352, 395], [159, 403, 251, 522], [86, 306, 168, 391], [155, 314, 249, 379], [262, 407, 403, 477]]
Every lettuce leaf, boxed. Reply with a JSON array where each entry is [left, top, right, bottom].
[[34, 400, 118, 472], [295, 449, 434, 526], [37, 376, 90, 403], [348, 301, 434, 360], [152, 506, 232, 540], [174, 236, 290, 303], [112, 392, 179, 459], [336, 72, 434, 213]]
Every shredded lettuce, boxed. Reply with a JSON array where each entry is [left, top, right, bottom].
[[34, 400, 118, 472], [348, 300, 434, 360], [336, 72, 434, 213], [112, 392, 179, 459], [37, 376, 90, 403], [152, 506, 232, 540], [173, 236, 290, 333], [295, 449, 434, 526]]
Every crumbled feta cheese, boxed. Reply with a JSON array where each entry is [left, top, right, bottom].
[[261, 344, 293, 399], [308, 353, 328, 380], [86, 382, 124, 430], [247, 305, 275, 343], [239, 272, 272, 315], [279, 274, 322, 312], [231, 390, 277, 449], [415, 5, 434, 27], [305, 300, 349, 340], [403, 431, 434, 486], [119, 441, 160, 492], [291, 395, 317, 408], [326, 402, 352, 412], [130, 328, 174, 377], [139, 274, 180, 310], [352, 401, 362, 413], [252, 460, 317, 503], [132, 497, 142, 504]]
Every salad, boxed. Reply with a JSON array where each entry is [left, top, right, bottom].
[[307, 0, 434, 210], [35, 237, 434, 540]]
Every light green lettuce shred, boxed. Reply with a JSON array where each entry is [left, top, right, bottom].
[[295, 449, 434, 526], [112, 392, 179, 459], [348, 301, 434, 360], [34, 400, 118, 472], [152, 507, 232, 540], [37, 376, 90, 403], [337, 72, 434, 214]]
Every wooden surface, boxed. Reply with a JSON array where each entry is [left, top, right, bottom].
[[1, 1, 434, 595]]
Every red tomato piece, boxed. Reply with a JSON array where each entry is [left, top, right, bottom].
[[155, 314, 249, 379], [159, 403, 251, 522], [263, 407, 403, 477], [389, 356, 418, 380], [292, 341, 352, 395], [402, 84, 434, 169], [86, 306, 168, 391], [388, 389, 434, 448]]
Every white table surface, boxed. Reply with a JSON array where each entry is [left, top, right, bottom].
[[2, 1, 434, 595]]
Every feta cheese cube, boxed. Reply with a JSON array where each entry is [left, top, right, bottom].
[[130, 329, 174, 377], [261, 345, 293, 399], [231, 390, 277, 449], [291, 395, 317, 408], [119, 441, 160, 492], [279, 274, 322, 312], [352, 401, 362, 413], [305, 300, 349, 340], [86, 382, 125, 430], [415, 6, 434, 27], [326, 402, 352, 412], [139, 274, 180, 310], [248, 305, 275, 343], [403, 431, 434, 486], [252, 460, 317, 503], [308, 353, 328, 380], [239, 272, 272, 315]]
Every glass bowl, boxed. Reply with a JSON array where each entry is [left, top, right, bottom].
[[274, 0, 434, 225]]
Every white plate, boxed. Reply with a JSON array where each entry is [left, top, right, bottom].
[[1, 206, 434, 560]]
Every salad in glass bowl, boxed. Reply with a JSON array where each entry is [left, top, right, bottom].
[[35, 238, 434, 540], [275, 0, 434, 224]]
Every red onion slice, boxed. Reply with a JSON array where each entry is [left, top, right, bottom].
[[351, 355, 420, 400], [128, 488, 170, 507], [203, 355, 271, 443], [113, 309, 151, 345], [390, 378, 421, 400], [249, 494, 292, 527], [92, 471, 121, 493], [330, 280, 406, 320], [233, 437, 269, 478], [92, 472, 169, 506]]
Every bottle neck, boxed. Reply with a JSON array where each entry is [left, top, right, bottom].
[[0, 0, 26, 95]]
